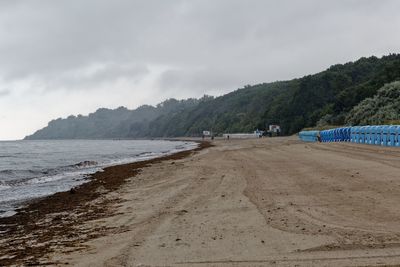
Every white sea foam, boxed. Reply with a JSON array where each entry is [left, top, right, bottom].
[[0, 184, 11, 191], [0, 210, 16, 218], [25, 169, 96, 185]]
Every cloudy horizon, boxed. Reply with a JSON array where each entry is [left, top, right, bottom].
[[0, 0, 399, 140]]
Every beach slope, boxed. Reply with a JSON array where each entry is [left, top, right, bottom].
[[35, 137, 400, 266]]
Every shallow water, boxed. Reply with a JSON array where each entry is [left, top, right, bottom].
[[0, 139, 197, 217]]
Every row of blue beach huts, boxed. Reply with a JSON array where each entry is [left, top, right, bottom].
[[299, 125, 400, 147]]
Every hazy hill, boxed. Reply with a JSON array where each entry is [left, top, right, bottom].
[[25, 99, 200, 139], [25, 54, 400, 139]]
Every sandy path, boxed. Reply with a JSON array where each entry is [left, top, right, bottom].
[[51, 137, 400, 266]]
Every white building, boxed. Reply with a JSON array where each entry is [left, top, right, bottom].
[[222, 133, 260, 139], [269, 125, 281, 133]]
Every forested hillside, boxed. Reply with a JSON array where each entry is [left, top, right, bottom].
[[25, 99, 200, 139], [25, 54, 400, 139], [346, 81, 400, 125]]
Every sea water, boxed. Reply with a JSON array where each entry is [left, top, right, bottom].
[[0, 139, 197, 217]]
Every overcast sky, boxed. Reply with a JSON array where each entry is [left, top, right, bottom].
[[0, 0, 399, 140]]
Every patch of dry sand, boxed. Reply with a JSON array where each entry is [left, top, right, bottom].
[[50, 137, 400, 266]]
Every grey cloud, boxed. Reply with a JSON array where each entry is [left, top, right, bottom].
[[0, 89, 10, 97], [158, 66, 261, 95], [41, 63, 150, 91], [1, 0, 399, 85], [90, 64, 149, 82], [0, 1, 172, 81], [1, 0, 400, 139]]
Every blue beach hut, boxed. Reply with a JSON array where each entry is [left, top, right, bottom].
[[321, 130, 325, 142], [371, 126, 379, 145], [355, 126, 361, 143], [345, 127, 351, 142], [375, 126, 383, 146], [350, 127, 356, 143], [365, 126, 371, 144], [359, 126, 366, 144], [388, 126, 396, 146], [299, 131, 320, 142]]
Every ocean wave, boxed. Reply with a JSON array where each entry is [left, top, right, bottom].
[[0, 160, 98, 180], [0, 169, 45, 180], [0, 184, 11, 191], [69, 160, 99, 168], [26, 174, 71, 185], [0, 140, 198, 217], [0, 169, 13, 175], [23, 169, 93, 186]]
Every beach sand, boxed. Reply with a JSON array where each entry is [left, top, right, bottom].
[[3, 137, 400, 266]]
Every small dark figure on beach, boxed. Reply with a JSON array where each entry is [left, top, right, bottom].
[[202, 134, 205, 140], [227, 135, 230, 140], [211, 135, 214, 140]]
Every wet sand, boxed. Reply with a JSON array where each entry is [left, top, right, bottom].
[[4, 137, 400, 266], [0, 142, 210, 266]]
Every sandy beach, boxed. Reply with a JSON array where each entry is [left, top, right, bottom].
[[3, 137, 400, 266]]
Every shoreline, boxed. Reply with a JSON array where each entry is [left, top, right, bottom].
[[0, 140, 212, 266], [4, 138, 400, 266], [0, 139, 200, 218], [48, 137, 400, 266]]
